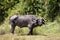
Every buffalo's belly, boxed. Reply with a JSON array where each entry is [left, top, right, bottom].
[[15, 16, 32, 27], [16, 21, 29, 27], [17, 23, 28, 27]]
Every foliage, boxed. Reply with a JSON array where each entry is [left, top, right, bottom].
[[0, 0, 19, 23], [0, 0, 60, 22], [0, 0, 60, 35]]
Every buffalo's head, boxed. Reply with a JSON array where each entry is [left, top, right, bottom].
[[36, 18, 45, 26]]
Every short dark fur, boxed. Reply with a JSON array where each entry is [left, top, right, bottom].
[[10, 15, 45, 35]]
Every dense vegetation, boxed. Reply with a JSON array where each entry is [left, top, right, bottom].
[[0, 0, 60, 35]]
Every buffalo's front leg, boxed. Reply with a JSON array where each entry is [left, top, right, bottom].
[[11, 23, 16, 34], [28, 24, 34, 35], [29, 27, 33, 35]]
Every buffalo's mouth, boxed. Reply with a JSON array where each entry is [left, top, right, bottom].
[[37, 18, 45, 26]]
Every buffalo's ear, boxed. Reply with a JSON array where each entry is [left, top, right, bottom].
[[41, 18, 46, 24], [42, 18, 47, 23]]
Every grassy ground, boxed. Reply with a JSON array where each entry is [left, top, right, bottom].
[[0, 34, 60, 40]]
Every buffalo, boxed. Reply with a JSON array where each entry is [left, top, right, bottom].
[[10, 15, 45, 35]]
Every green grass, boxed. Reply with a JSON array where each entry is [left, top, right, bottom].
[[0, 34, 60, 40], [33, 22, 60, 35]]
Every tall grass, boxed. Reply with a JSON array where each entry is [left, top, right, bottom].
[[0, 16, 60, 36]]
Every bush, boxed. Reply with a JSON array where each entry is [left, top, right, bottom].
[[15, 27, 29, 35]]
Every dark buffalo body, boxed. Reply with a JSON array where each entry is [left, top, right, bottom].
[[10, 15, 45, 35]]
